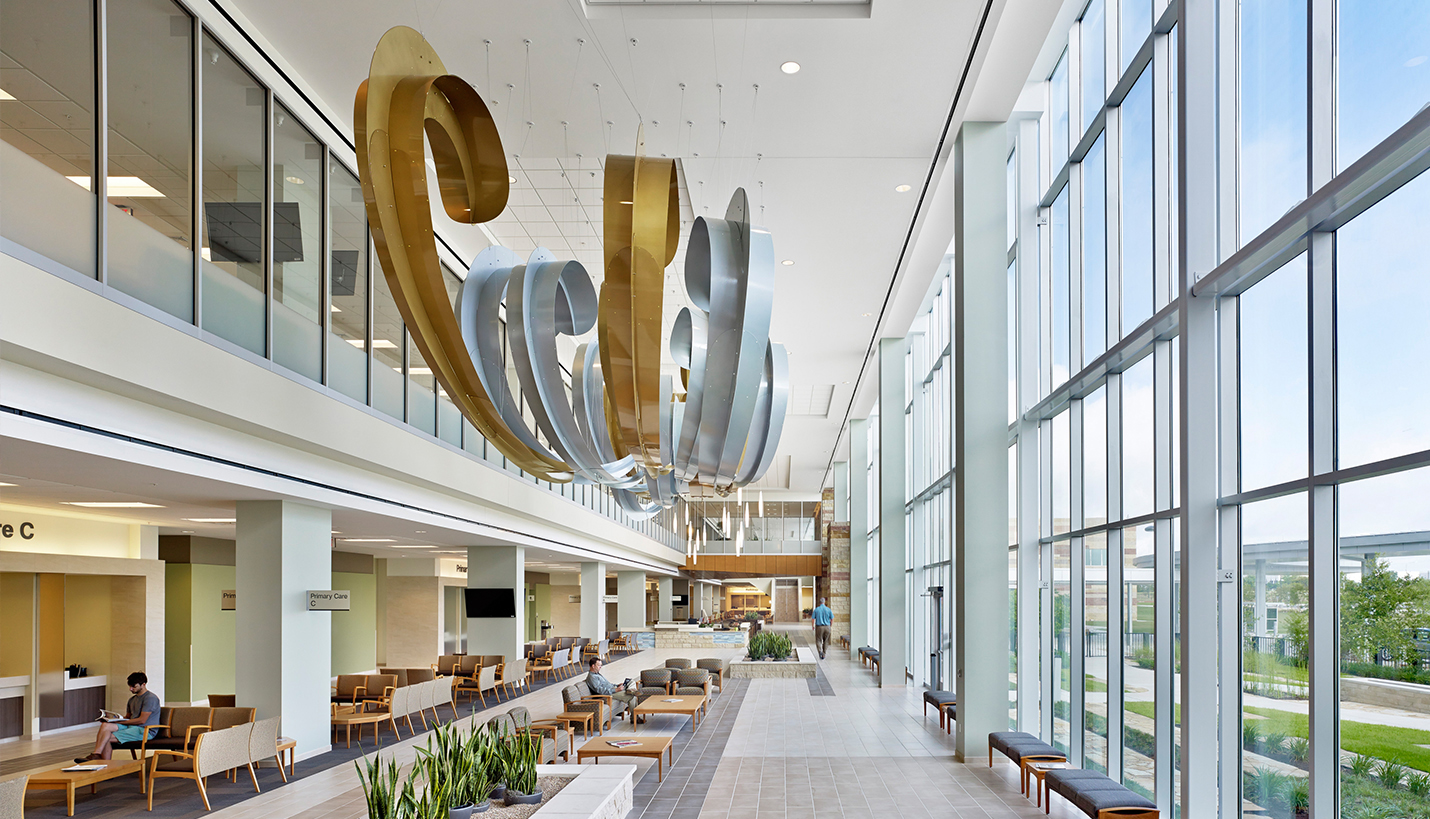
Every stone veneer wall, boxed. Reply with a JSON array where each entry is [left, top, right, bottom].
[[827, 523, 851, 642]]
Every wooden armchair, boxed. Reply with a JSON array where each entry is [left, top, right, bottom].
[[146, 723, 255, 811], [497, 658, 528, 699], [332, 674, 367, 705]]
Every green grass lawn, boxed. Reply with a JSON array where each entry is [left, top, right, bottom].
[[1127, 701, 1430, 772]]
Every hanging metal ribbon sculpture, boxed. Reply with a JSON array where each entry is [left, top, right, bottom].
[[355, 27, 787, 515]]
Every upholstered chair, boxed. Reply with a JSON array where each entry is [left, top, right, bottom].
[[673, 668, 712, 697]]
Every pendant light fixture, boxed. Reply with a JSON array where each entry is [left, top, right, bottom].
[[759, 491, 764, 517]]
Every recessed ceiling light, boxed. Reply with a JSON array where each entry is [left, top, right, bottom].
[[781, 61, 800, 74], [340, 538, 395, 543], [861, 312, 872, 317], [182, 530, 194, 534], [184, 518, 235, 523], [781, 259, 794, 266], [895, 184, 912, 193], [0, 482, 16, 487], [285, 176, 305, 185], [371, 340, 398, 349], [330, 305, 342, 313], [508, 176, 517, 184], [396, 544, 437, 548], [65, 502, 165, 508], [0, 88, 14, 100], [415, 530, 426, 533]]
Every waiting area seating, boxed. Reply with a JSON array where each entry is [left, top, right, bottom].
[[922, 690, 957, 733], [486, 706, 572, 763], [857, 646, 880, 674], [1043, 769, 1158, 818], [988, 731, 1067, 797], [146, 716, 282, 811], [696, 658, 728, 692], [560, 680, 628, 729]]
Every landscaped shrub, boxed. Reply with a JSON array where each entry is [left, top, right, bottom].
[[747, 630, 793, 661]]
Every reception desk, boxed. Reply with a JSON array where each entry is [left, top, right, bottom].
[[631, 625, 748, 650]]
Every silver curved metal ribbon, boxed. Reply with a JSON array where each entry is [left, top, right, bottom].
[[455, 187, 786, 510]]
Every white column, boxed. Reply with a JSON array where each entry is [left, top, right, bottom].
[[580, 561, 606, 639], [657, 576, 673, 623], [850, 417, 870, 651], [952, 120, 1010, 761], [878, 338, 907, 687], [617, 571, 646, 630], [466, 544, 525, 663], [235, 500, 332, 760]]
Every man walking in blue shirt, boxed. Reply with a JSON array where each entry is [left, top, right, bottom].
[[812, 598, 833, 659]]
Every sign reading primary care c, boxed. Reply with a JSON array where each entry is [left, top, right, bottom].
[[307, 590, 351, 612]]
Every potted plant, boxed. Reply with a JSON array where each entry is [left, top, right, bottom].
[[802, 608, 814, 619], [748, 631, 793, 662], [417, 722, 496, 818], [497, 730, 544, 805], [356, 754, 419, 819]]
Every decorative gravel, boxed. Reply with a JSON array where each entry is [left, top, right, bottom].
[[479, 775, 575, 818]]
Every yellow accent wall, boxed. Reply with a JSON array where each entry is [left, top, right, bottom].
[[64, 574, 112, 680]]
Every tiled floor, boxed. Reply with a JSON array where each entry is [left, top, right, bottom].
[[5, 635, 1078, 818]]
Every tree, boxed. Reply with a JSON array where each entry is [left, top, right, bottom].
[[1340, 559, 1430, 666]]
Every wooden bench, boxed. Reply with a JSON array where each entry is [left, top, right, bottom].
[[1042, 768, 1158, 818]]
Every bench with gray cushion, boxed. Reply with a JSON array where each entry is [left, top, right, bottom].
[[987, 731, 1066, 795], [922, 690, 957, 733], [1042, 768, 1158, 818]]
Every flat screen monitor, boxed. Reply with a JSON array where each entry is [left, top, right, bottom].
[[465, 587, 516, 618], [672, 594, 689, 605]]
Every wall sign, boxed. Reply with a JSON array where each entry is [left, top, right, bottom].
[[221, 590, 236, 610], [307, 590, 351, 611], [0, 521, 36, 540]]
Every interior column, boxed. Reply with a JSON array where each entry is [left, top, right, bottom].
[[580, 561, 606, 639], [466, 544, 525, 663], [878, 337, 907, 687], [616, 571, 646, 631], [951, 119, 1009, 762], [657, 576, 673, 622], [235, 500, 332, 759]]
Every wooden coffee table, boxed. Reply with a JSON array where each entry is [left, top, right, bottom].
[[556, 710, 598, 739], [631, 695, 706, 732], [576, 735, 675, 781], [26, 758, 145, 816], [332, 707, 389, 748]]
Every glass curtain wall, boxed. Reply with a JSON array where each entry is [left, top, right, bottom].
[[904, 272, 953, 691], [1009, 0, 1178, 806], [1006, 0, 1430, 816], [0, 0, 688, 552]]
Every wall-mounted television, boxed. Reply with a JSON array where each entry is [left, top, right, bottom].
[[672, 594, 689, 605], [465, 588, 517, 618]]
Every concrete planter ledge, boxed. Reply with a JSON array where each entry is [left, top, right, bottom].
[[729, 646, 818, 679], [528, 763, 633, 819]]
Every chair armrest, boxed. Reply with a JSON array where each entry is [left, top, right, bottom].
[[183, 724, 211, 745], [523, 725, 557, 741], [151, 749, 194, 761]]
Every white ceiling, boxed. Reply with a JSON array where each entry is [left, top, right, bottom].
[[220, 0, 993, 492]]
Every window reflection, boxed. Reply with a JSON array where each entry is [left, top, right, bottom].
[[1085, 531, 1109, 773], [328, 161, 368, 403], [1120, 68, 1153, 335], [272, 103, 322, 381], [1336, 1, 1430, 173], [1123, 522, 1155, 799], [1050, 53, 1070, 175], [1239, 255, 1307, 490], [1053, 539, 1072, 754], [1239, 493, 1308, 819], [1083, 136, 1107, 362], [372, 259, 405, 419], [1122, 356, 1154, 519], [1080, 0, 1105, 134], [1051, 186, 1070, 385], [1336, 171, 1430, 468], [106, 0, 193, 320], [0, 0, 96, 278], [200, 34, 266, 356], [1239, 0, 1307, 242]]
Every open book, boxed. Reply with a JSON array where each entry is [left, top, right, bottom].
[[98, 709, 124, 723], [606, 740, 641, 748]]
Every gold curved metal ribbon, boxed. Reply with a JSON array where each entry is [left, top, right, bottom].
[[355, 26, 571, 481], [599, 147, 679, 474]]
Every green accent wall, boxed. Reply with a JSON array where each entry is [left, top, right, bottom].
[[189, 564, 236, 701], [332, 570, 377, 674], [164, 565, 192, 701], [528, 583, 551, 640]]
